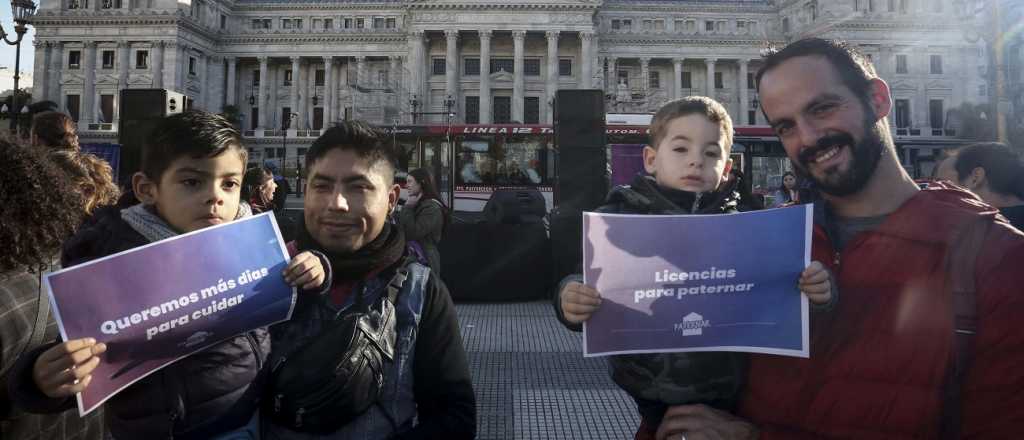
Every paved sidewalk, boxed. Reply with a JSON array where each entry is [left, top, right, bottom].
[[455, 301, 639, 440]]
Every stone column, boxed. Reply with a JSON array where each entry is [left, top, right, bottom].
[[607, 56, 617, 86], [674, 58, 684, 99], [445, 30, 459, 117], [479, 30, 492, 124], [580, 32, 594, 88], [356, 56, 366, 87], [513, 30, 526, 122], [705, 58, 717, 97], [177, 45, 188, 91], [324, 56, 334, 128], [226, 57, 237, 107], [153, 41, 165, 89], [51, 42, 63, 103], [305, 59, 314, 128], [258, 56, 268, 129], [289, 56, 300, 130], [118, 41, 130, 90], [83, 41, 96, 124], [546, 30, 559, 123], [34, 42, 49, 104], [739, 58, 749, 125], [640, 57, 651, 99], [200, 54, 210, 110], [407, 31, 424, 111]]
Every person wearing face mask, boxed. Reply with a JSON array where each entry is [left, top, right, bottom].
[[396, 168, 449, 277]]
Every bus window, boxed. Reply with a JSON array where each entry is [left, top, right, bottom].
[[456, 136, 492, 185], [751, 155, 793, 196], [503, 135, 551, 186]]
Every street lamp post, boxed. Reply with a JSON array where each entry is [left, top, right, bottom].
[[409, 94, 420, 124], [1, 0, 38, 134], [282, 112, 296, 195]]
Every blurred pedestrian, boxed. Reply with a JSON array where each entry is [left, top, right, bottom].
[[264, 160, 292, 212], [30, 112, 79, 152], [770, 171, 802, 207], [242, 165, 278, 214], [0, 138, 106, 440], [397, 168, 449, 276], [933, 142, 1024, 229]]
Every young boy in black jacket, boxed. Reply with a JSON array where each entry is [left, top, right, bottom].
[[10, 111, 328, 440], [554, 97, 835, 439]]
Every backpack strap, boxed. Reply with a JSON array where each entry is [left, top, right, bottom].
[[939, 216, 992, 439], [384, 258, 413, 305]]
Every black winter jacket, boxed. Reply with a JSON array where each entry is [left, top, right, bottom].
[[10, 207, 270, 440]]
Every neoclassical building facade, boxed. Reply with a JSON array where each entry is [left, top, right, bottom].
[[30, 0, 989, 148]]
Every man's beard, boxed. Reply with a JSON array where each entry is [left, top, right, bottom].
[[794, 119, 886, 197]]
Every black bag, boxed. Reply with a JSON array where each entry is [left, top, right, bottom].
[[266, 261, 411, 434]]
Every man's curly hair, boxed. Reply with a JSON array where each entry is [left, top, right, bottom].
[[0, 138, 85, 273]]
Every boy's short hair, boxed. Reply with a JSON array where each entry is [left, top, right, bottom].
[[649, 96, 734, 151], [306, 120, 398, 181], [141, 110, 246, 181]]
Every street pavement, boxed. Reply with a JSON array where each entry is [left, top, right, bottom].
[[455, 301, 639, 440]]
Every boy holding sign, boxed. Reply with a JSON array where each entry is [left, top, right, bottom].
[[555, 97, 835, 439], [11, 111, 327, 440]]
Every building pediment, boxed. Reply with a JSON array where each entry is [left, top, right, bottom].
[[490, 69, 514, 82], [889, 80, 918, 91], [60, 73, 84, 85], [96, 74, 120, 85], [926, 79, 953, 90], [129, 74, 154, 85]]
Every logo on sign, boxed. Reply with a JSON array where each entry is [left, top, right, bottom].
[[675, 312, 710, 336]]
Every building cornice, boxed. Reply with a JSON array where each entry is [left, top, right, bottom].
[[405, 1, 600, 11], [603, 36, 784, 47], [233, 3, 402, 12], [599, 3, 776, 14], [220, 34, 406, 45]]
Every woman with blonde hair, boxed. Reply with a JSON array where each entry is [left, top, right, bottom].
[[48, 151, 120, 219]]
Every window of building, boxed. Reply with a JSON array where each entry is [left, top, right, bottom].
[[313, 107, 324, 130], [808, 1, 818, 20], [377, 70, 388, 87], [432, 58, 446, 75], [622, 19, 632, 31], [524, 97, 540, 124], [491, 58, 514, 74], [929, 99, 944, 128], [493, 96, 512, 123], [356, 18, 365, 29], [464, 58, 480, 76], [135, 50, 148, 69], [343, 18, 353, 29], [102, 50, 115, 69], [68, 0, 86, 9], [68, 50, 81, 69], [99, 94, 114, 123], [737, 21, 746, 33], [643, 19, 653, 31], [189, 57, 197, 75], [655, 19, 665, 31], [705, 20, 715, 32], [930, 55, 943, 74], [524, 59, 541, 76], [465, 96, 480, 124], [323, 18, 334, 29], [611, 19, 621, 30], [281, 18, 302, 29], [896, 54, 908, 73], [283, 69, 293, 86], [559, 58, 573, 76], [649, 71, 660, 89], [675, 19, 685, 32], [618, 70, 629, 86], [717, 21, 727, 32], [253, 70, 260, 87], [748, 109, 757, 125], [315, 69, 325, 86], [374, 17, 384, 29], [221, 14, 226, 29], [715, 72, 724, 89], [252, 18, 271, 30], [747, 72, 755, 89], [687, 20, 696, 32], [894, 99, 910, 128], [66, 94, 81, 122], [102, 0, 121, 9], [681, 71, 692, 89], [387, 18, 396, 29], [782, 17, 790, 33]]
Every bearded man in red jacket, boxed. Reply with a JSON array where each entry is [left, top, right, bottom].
[[649, 38, 1024, 440]]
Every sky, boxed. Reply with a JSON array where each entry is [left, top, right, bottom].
[[0, 6, 35, 74]]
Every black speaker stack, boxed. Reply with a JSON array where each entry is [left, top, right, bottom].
[[117, 89, 186, 186], [551, 89, 607, 283]]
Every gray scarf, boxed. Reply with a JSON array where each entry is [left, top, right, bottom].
[[120, 203, 252, 243]]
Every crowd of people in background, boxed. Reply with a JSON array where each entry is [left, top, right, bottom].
[[2, 35, 1024, 440]]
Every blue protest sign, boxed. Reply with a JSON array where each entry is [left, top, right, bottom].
[[582, 206, 812, 358], [44, 212, 297, 415]]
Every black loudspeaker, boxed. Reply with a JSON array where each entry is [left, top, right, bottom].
[[554, 90, 607, 212], [482, 188, 547, 224], [118, 89, 186, 185]]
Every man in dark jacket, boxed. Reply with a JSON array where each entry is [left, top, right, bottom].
[[933, 142, 1024, 229], [265, 121, 475, 439], [652, 38, 1024, 440], [1, 139, 105, 440]]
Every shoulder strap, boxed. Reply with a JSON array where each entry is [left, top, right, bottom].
[[0, 270, 52, 380], [939, 217, 992, 439], [384, 257, 417, 305]]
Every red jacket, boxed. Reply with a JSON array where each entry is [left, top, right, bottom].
[[740, 182, 1024, 439]]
